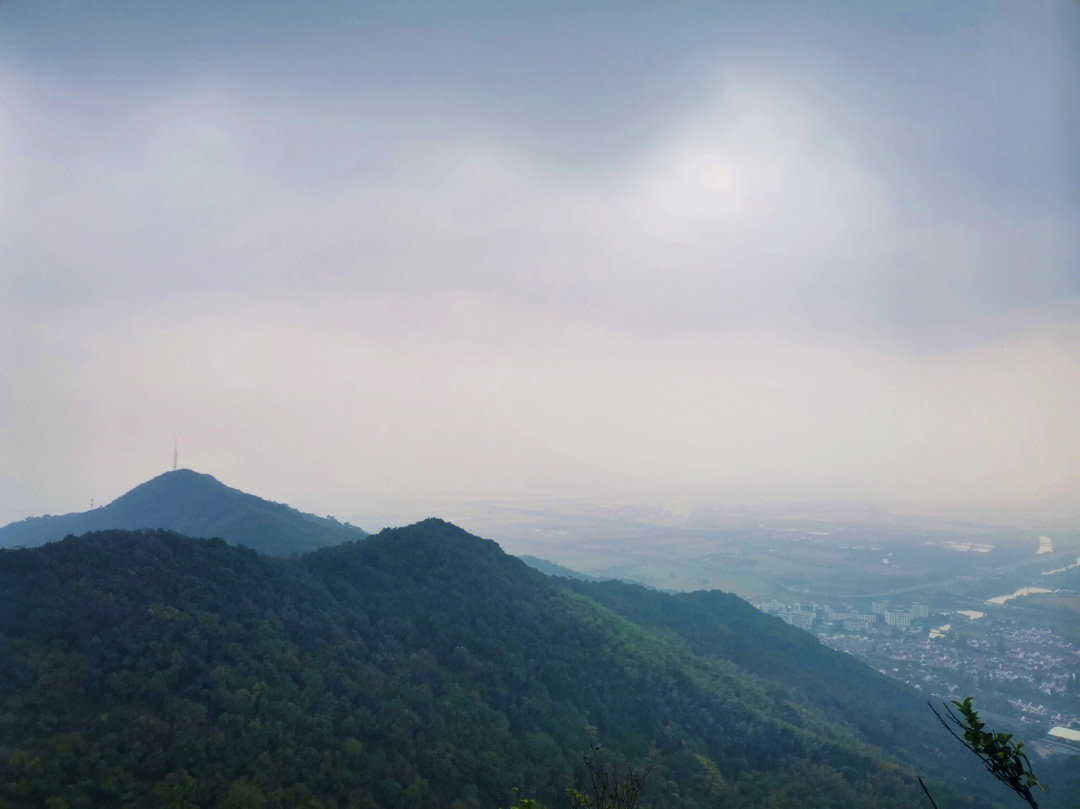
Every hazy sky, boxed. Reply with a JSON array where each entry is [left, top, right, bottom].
[[2, 1, 1078, 531]]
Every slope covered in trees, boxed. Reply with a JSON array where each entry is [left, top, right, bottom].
[[562, 579, 942, 758], [0, 522, 1002, 809], [0, 469, 366, 556]]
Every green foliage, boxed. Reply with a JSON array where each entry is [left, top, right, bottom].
[[0, 524, 982, 808], [567, 747, 649, 809], [564, 579, 945, 761], [931, 698, 1043, 809], [500, 788, 547, 809]]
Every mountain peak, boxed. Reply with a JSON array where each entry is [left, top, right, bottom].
[[0, 470, 366, 555], [377, 518, 504, 553], [114, 467, 227, 495], [151, 467, 221, 483]]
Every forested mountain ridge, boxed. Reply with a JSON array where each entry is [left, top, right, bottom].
[[562, 579, 943, 759], [519, 555, 601, 581], [0, 469, 366, 555], [0, 522, 1000, 809]]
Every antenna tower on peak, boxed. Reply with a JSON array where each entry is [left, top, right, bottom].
[[173, 443, 178, 471]]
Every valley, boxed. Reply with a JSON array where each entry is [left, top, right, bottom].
[[504, 512, 1080, 766]]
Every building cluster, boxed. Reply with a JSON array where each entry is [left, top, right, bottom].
[[756, 600, 820, 630], [823, 604, 878, 632], [984, 628, 1078, 697], [873, 601, 930, 628], [792, 602, 1080, 748], [757, 599, 932, 634]]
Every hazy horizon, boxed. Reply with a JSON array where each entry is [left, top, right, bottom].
[[3, 1, 1078, 531]]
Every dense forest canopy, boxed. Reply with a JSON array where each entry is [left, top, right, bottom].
[[0, 523, 1006, 808]]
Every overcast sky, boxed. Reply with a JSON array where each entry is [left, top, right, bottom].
[[2, 1, 1078, 532]]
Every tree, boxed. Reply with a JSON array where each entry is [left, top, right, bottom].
[[923, 697, 1044, 809], [567, 746, 650, 809], [500, 789, 546, 809]]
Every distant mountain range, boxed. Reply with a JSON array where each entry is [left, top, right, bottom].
[[519, 554, 601, 581], [0, 473, 1015, 807], [0, 469, 367, 555]]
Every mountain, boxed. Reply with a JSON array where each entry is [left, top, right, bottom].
[[563, 579, 943, 762], [0, 469, 366, 556], [519, 554, 602, 581], [0, 521, 1003, 809]]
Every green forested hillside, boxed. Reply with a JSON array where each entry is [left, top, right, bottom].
[[0, 469, 366, 556], [562, 580, 940, 755], [0, 523, 1000, 809]]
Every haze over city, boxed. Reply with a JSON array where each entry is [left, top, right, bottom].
[[3, 1, 1078, 532]]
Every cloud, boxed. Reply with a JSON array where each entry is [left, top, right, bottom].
[[5, 286, 1078, 527], [6, 70, 1074, 345], [3, 5, 1078, 529]]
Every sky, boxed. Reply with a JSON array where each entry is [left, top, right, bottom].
[[2, 1, 1078, 532]]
